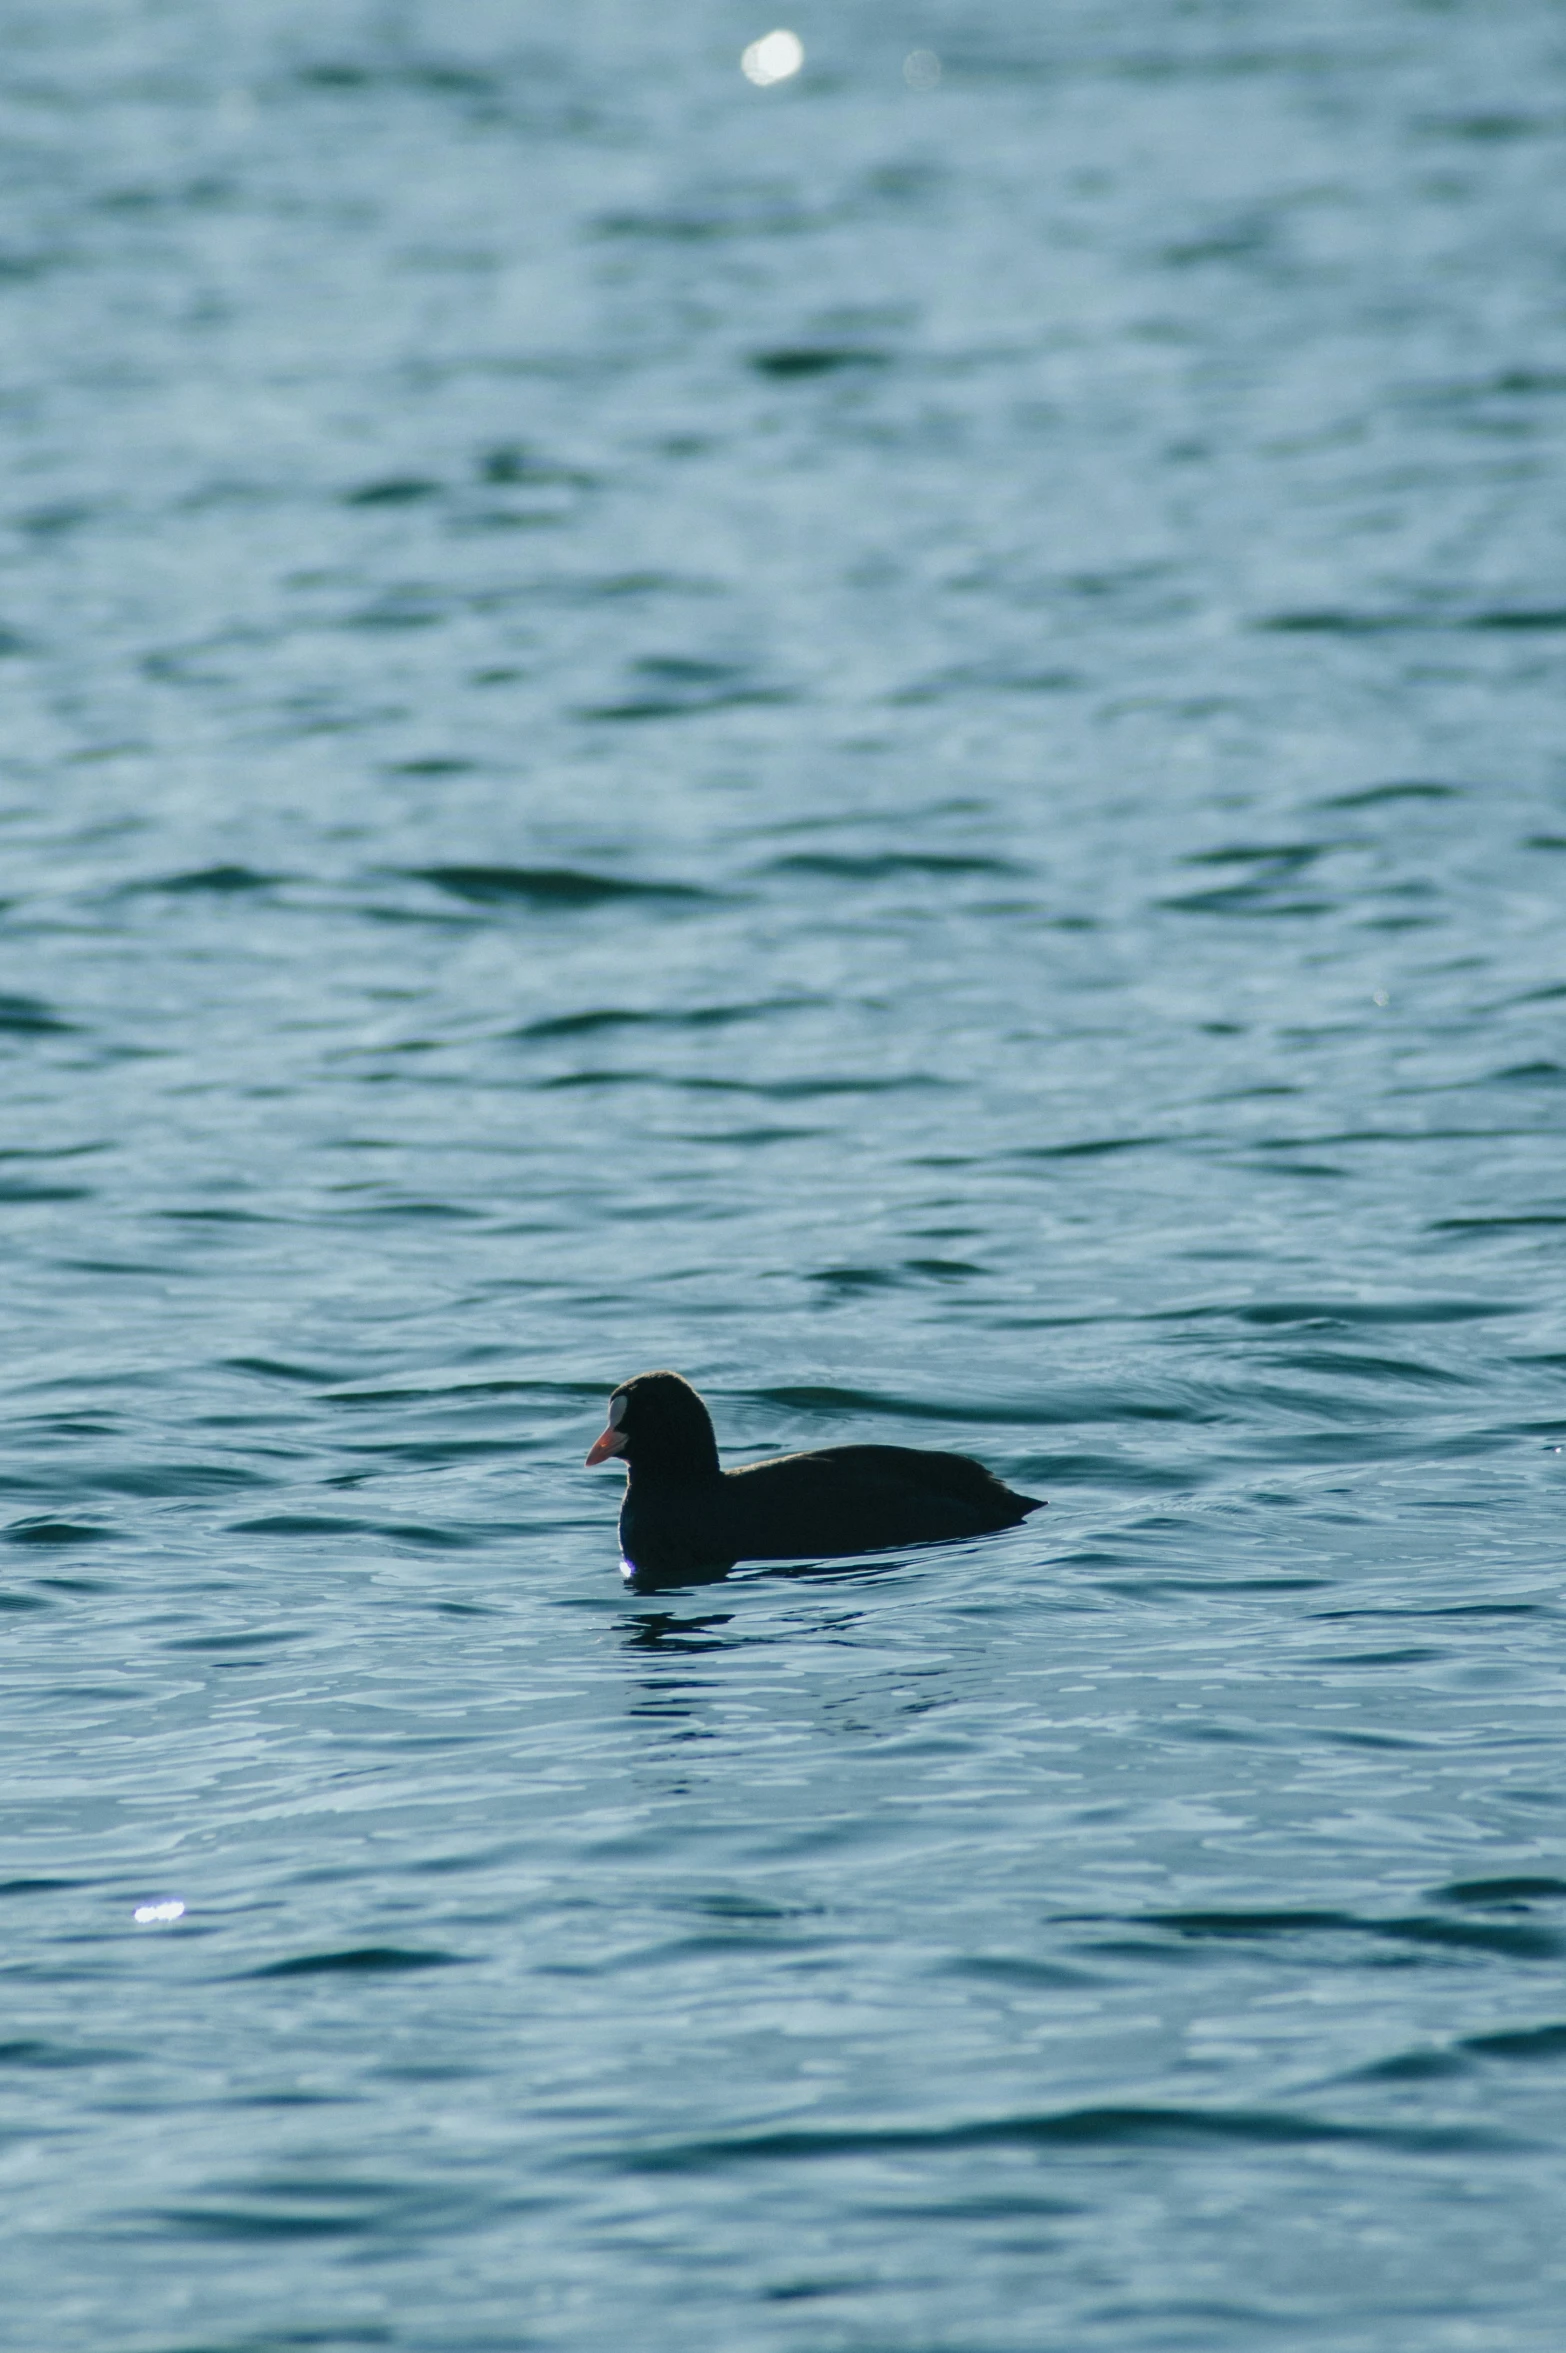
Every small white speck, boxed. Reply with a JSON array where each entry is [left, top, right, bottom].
[[741, 29, 804, 87], [1372, 990, 1389, 1007], [904, 49, 942, 90], [133, 1899, 186, 1926]]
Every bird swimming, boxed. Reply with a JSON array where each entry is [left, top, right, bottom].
[[586, 1370, 1043, 1586]]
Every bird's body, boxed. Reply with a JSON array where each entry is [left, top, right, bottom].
[[587, 1371, 1043, 1586]]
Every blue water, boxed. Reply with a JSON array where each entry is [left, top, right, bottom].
[[4, 2, 1566, 2346]]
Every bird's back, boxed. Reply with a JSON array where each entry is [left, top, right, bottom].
[[713, 1442, 1041, 1560]]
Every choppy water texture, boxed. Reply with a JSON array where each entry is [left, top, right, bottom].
[[3, 1, 1566, 2346]]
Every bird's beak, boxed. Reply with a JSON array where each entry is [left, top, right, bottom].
[[585, 1425, 628, 1467]]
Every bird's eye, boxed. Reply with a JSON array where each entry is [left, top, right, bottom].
[[608, 1392, 627, 1428]]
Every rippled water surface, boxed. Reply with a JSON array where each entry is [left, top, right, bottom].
[[4, 2, 1566, 2346]]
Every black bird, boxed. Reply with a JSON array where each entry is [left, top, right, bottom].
[[586, 1370, 1043, 1586]]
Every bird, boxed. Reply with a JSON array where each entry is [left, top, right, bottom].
[[585, 1370, 1043, 1586]]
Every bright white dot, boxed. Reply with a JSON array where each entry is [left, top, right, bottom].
[[1372, 989, 1389, 1006], [904, 49, 942, 90], [134, 1899, 185, 1926], [741, 29, 805, 87]]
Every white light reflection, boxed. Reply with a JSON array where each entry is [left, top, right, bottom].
[[741, 29, 804, 87], [133, 1899, 186, 1925], [904, 50, 941, 90]]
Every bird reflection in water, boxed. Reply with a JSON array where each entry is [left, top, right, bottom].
[[620, 1547, 918, 1598], [620, 1544, 913, 1647], [622, 1611, 735, 1653]]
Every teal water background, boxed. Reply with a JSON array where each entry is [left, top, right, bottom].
[[3, 3, 1566, 2346]]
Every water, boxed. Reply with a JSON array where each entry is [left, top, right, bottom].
[[3, 1, 1566, 2345]]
